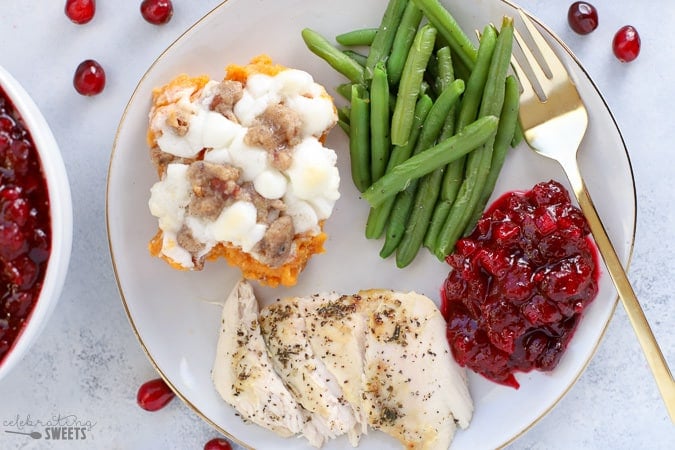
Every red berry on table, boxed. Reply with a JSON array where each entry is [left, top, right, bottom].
[[73, 60, 106, 96], [613, 25, 641, 62], [140, 0, 174, 25], [136, 378, 176, 411], [204, 438, 233, 450], [65, 0, 96, 25], [567, 2, 598, 35]]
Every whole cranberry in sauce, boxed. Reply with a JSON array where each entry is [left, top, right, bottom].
[[136, 377, 176, 411], [613, 25, 641, 62], [73, 60, 106, 96], [567, 2, 598, 35], [140, 0, 174, 25], [65, 0, 96, 25], [0, 88, 51, 364], [441, 180, 599, 388]]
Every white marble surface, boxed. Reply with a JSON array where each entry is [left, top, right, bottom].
[[0, 0, 673, 449]]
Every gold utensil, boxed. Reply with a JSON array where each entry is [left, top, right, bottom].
[[511, 8, 675, 422]]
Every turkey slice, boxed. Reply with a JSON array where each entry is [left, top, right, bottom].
[[259, 293, 362, 446], [359, 289, 473, 450], [211, 280, 324, 447], [300, 294, 369, 437]]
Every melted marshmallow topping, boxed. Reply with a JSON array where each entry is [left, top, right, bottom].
[[148, 69, 339, 269]]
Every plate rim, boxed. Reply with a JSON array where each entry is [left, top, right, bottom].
[[105, 0, 637, 448]]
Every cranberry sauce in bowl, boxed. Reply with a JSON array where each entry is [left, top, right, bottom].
[[0, 66, 72, 380], [441, 180, 600, 389]]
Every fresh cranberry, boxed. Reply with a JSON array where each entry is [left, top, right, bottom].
[[613, 25, 641, 62], [73, 60, 106, 96], [65, 0, 96, 25], [204, 438, 233, 450], [136, 378, 175, 411], [140, 0, 174, 25], [567, 2, 598, 35]]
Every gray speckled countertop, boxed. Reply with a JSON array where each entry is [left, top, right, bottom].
[[0, 1, 673, 449]]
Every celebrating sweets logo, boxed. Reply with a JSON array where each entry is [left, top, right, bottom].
[[3, 414, 96, 441]]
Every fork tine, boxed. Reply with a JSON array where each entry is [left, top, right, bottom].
[[510, 53, 535, 102], [517, 9, 567, 82], [513, 27, 551, 100]]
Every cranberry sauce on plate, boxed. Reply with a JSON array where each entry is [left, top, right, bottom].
[[0, 86, 51, 364], [441, 180, 599, 388]]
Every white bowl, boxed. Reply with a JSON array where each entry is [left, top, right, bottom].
[[0, 65, 73, 382]]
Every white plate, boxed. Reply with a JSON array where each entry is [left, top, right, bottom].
[[107, 0, 636, 448]]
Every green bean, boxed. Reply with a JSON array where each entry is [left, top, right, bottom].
[[397, 48, 456, 266], [435, 46, 454, 97], [386, 2, 424, 86], [336, 28, 378, 46], [409, 79, 465, 162], [370, 62, 391, 182], [335, 83, 353, 101], [336, 82, 396, 111], [362, 115, 499, 208], [479, 19, 514, 122], [380, 78, 464, 260], [391, 24, 437, 146], [302, 28, 365, 85], [410, 0, 478, 70], [365, 0, 408, 79], [435, 17, 514, 257], [343, 50, 368, 68], [455, 25, 498, 131], [463, 74, 520, 233], [380, 185, 416, 258], [450, 48, 472, 83], [349, 84, 371, 192], [337, 105, 351, 124], [434, 151, 490, 259], [338, 119, 350, 135], [365, 94, 433, 239], [396, 164, 443, 266], [424, 159, 461, 248], [425, 25, 497, 252], [511, 120, 524, 147], [420, 80, 432, 98]]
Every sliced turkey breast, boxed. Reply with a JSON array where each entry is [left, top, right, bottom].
[[299, 294, 369, 437], [212, 282, 473, 449], [358, 289, 473, 449], [211, 280, 324, 447], [259, 293, 363, 446]]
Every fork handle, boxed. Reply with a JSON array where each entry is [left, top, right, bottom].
[[560, 157, 675, 423]]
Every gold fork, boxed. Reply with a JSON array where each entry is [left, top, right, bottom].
[[511, 9, 675, 422]]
